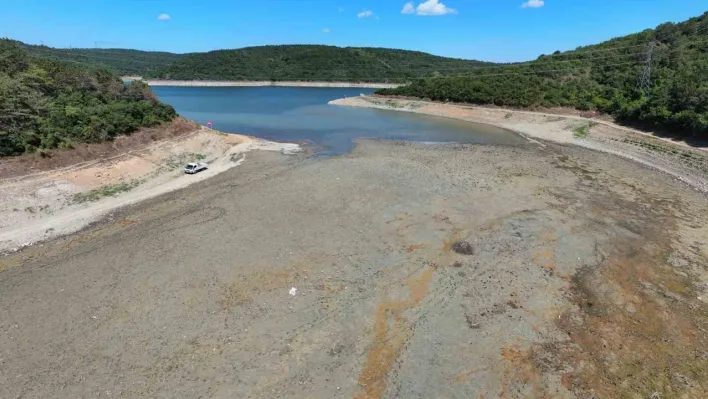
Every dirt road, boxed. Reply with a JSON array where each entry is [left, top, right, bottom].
[[0, 128, 299, 253], [1, 139, 707, 398]]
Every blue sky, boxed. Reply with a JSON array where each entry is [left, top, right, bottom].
[[1, 0, 706, 62]]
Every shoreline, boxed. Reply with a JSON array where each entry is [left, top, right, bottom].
[[123, 77, 403, 89], [0, 128, 300, 253], [330, 95, 708, 194]]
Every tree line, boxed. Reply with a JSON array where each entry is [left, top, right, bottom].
[[23, 44, 185, 77], [0, 39, 176, 156], [145, 45, 492, 82], [377, 12, 708, 139]]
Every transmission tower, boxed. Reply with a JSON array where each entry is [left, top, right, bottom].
[[637, 41, 655, 96]]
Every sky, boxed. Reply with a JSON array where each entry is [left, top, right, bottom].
[[1, 0, 706, 62]]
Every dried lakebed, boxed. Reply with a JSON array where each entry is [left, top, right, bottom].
[[1, 139, 707, 398]]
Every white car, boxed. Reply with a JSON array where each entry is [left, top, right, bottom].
[[184, 162, 208, 174]]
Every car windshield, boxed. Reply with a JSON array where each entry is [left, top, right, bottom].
[[186, 164, 195, 169]]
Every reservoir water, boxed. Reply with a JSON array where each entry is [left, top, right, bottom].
[[152, 86, 526, 156]]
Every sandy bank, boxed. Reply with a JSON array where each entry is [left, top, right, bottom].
[[331, 95, 708, 193], [0, 128, 300, 253], [127, 78, 403, 89]]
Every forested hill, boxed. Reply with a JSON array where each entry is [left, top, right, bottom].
[[0, 39, 176, 156], [147, 45, 493, 82], [17, 44, 491, 82], [23, 45, 184, 76], [378, 12, 708, 139]]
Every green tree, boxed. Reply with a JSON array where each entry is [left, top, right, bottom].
[[378, 11, 708, 140], [0, 39, 177, 156]]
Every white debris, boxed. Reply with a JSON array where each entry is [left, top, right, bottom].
[[289, 287, 298, 296]]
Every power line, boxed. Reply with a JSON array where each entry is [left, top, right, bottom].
[[28, 21, 707, 76], [252, 26, 708, 77], [148, 24, 708, 74], [176, 60, 643, 83], [140, 38, 698, 84], [121, 49, 651, 74], [637, 41, 655, 96], [407, 43, 692, 81], [15, 31, 665, 70], [215, 45, 692, 82], [251, 50, 652, 71], [376, 60, 646, 81], [279, 35, 702, 77]]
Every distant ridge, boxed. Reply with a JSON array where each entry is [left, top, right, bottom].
[[21, 43, 492, 83], [146, 45, 493, 83]]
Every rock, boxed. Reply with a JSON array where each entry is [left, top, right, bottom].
[[329, 342, 345, 356], [465, 314, 481, 329], [452, 241, 474, 255]]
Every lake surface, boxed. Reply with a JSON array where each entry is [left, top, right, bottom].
[[152, 86, 526, 156]]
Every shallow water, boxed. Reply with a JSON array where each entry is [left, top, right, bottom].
[[152, 86, 526, 155]]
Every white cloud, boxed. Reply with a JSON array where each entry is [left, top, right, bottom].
[[401, 0, 457, 16], [322, 28, 331, 33], [157, 13, 171, 21], [521, 0, 544, 8], [357, 10, 374, 18]]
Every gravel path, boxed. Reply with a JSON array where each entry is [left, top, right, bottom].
[[2, 139, 706, 398]]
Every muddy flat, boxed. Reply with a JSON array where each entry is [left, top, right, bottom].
[[1, 139, 707, 398]]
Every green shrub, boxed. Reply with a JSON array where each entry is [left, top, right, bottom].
[[573, 124, 590, 139], [72, 180, 142, 203], [376, 11, 708, 140], [0, 39, 177, 157]]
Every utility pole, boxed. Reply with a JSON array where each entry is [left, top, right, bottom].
[[637, 41, 655, 97], [94, 41, 118, 49]]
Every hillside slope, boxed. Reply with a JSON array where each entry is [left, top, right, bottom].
[[378, 12, 708, 139], [0, 39, 176, 156], [23, 45, 184, 76], [148, 45, 493, 82]]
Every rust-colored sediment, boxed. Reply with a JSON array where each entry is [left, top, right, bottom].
[[497, 344, 548, 399], [553, 242, 708, 398], [406, 244, 426, 253], [453, 366, 488, 383], [501, 235, 708, 398], [355, 265, 436, 399]]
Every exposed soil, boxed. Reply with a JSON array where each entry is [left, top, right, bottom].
[[331, 96, 708, 193], [1, 139, 706, 398], [0, 118, 200, 180], [0, 126, 299, 253]]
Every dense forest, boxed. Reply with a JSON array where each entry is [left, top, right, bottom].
[[147, 45, 492, 82], [18, 44, 492, 82], [23, 45, 185, 76], [0, 39, 176, 156], [378, 12, 708, 139]]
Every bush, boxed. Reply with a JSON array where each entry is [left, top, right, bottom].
[[376, 11, 708, 140], [0, 39, 177, 156]]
